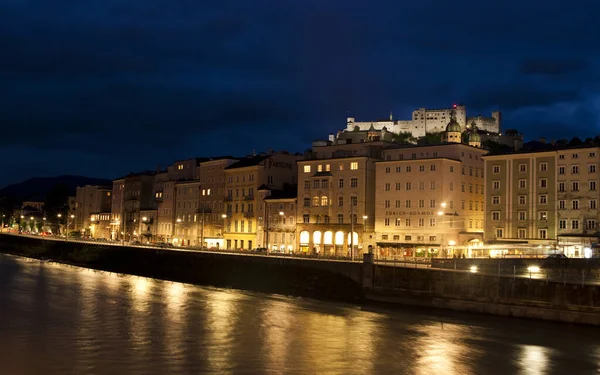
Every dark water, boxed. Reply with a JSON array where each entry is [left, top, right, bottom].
[[0, 255, 598, 375]]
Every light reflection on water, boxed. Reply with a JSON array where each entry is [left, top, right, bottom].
[[0, 254, 599, 375]]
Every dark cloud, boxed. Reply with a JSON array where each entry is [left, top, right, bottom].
[[0, 0, 599, 186], [519, 59, 589, 77]]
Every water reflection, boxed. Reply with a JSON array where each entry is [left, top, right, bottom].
[[1, 255, 600, 375], [519, 345, 550, 375], [414, 322, 479, 375]]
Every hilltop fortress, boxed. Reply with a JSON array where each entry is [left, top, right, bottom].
[[346, 104, 501, 138]]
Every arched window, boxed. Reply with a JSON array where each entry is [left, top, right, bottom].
[[335, 231, 344, 245], [312, 196, 320, 206], [300, 231, 310, 245], [324, 231, 333, 245], [313, 231, 322, 245], [321, 196, 328, 206]]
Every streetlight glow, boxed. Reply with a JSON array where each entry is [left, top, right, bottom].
[[362, 215, 368, 220], [279, 211, 284, 216], [221, 214, 227, 219], [142, 216, 148, 221], [441, 202, 447, 208], [437, 211, 444, 216]]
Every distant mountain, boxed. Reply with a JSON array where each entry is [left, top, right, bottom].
[[0, 175, 113, 203]]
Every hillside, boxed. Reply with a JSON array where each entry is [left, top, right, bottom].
[[0, 175, 113, 203]]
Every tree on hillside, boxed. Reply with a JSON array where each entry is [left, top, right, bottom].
[[482, 139, 512, 153], [569, 137, 583, 146], [422, 132, 444, 145], [44, 183, 70, 217], [391, 132, 417, 144]]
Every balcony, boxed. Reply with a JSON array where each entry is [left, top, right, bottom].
[[244, 195, 255, 201]]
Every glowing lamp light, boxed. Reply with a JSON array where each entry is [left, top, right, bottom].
[[440, 202, 447, 208], [437, 211, 444, 216], [469, 265, 478, 273], [448, 240, 456, 246], [527, 266, 541, 273], [453, 104, 457, 108]]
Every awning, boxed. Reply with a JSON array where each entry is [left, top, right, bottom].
[[377, 242, 441, 248]]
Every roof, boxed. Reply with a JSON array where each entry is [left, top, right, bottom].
[[382, 142, 486, 151], [483, 141, 600, 157], [264, 185, 297, 200], [225, 155, 271, 170]]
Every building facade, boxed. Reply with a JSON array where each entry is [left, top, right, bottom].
[[296, 142, 388, 256], [484, 146, 600, 258], [74, 185, 112, 238], [375, 143, 487, 258], [261, 188, 297, 253], [223, 152, 300, 250]]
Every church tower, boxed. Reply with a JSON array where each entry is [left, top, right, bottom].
[[445, 109, 462, 143], [468, 120, 481, 148]]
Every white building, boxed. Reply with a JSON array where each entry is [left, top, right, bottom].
[[345, 104, 501, 138]]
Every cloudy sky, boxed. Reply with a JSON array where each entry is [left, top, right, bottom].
[[1, 0, 599, 186]]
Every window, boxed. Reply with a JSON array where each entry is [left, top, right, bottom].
[[321, 196, 328, 206], [450, 182, 454, 191], [395, 218, 401, 226], [405, 235, 412, 240], [313, 180, 319, 189], [351, 196, 357, 206], [558, 182, 565, 192], [518, 228, 527, 239], [317, 165, 323, 172], [406, 166, 412, 172], [406, 182, 412, 191], [430, 164, 436, 171], [350, 162, 358, 170], [338, 196, 343, 207], [419, 182, 425, 190], [418, 218, 424, 227], [303, 214, 309, 223], [573, 153, 579, 159], [559, 200, 566, 210], [559, 155, 565, 159], [430, 199, 436, 208], [492, 196, 500, 204], [395, 166, 402, 172], [303, 197, 310, 207], [395, 183, 401, 190], [418, 200, 425, 208], [518, 211, 526, 221], [571, 220, 579, 230], [405, 218, 411, 226], [587, 220, 597, 230], [590, 181, 597, 191], [385, 167, 390, 173], [385, 183, 391, 191], [385, 200, 391, 208], [572, 200, 579, 210], [419, 165, 425, 172], [303, 165, 311, 173], [519, 164, 527, 173], [590, 152, 596, 157], [559, 220, 567, 229], [539, 178, 547, 188], [337, 214, 343, 224], [339, 164, 344, 171], [591, 200, 598, 209], [405, 200, 411, 208], [312, 196, 319, 206], [495, 228, 503, 238], [492, 180, 500, 190], [393, 235, 400, 240], [539, 162, 547, 172], [539, 229, 547, 239], [430, 181, 436, 190], [572, 165, 579, 174], [350, 178, 358, 188], [304, 180, 310, 189], [559, 166, 565, 175], [539, 195, 547, 204], [539, 211, 548, 220], [492, 165, 500, 174], [321, 179, 329, 188], [338, 179, 344, 188], [395, 200, 401, 208], [519, 179, 526, 189], [429, 218, 436, 227], [384, 218, 390, 226], [572, 181, 579, 191], [492, 211, 500, 221], [450, 166, 454, 172], [590, 164, 597, 173], [325, 164, 330, 172]]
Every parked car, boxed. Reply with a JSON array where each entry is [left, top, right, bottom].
[[546, 253, 567, 259]]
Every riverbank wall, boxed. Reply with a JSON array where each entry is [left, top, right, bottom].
[[0, 234, 364, 301], [2, 234, 600, 325]]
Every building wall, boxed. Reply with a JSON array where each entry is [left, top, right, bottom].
[[376, 144, 487, 257], [224, 153, 300, 250], [260, 198, 297, 252], [110, 179, 124, 240], [174, 180, 201, 246], [74, 185, 112, 236], [296, 156, 376, 256], [196, 158, 238, 248]]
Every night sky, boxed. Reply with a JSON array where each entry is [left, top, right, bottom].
[[1, 0, 599, 187]]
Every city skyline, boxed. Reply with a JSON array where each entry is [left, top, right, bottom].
[[2, 0, 600, 187]]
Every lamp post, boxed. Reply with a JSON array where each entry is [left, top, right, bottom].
[[29, 216, 34, 233], [57, 214, 62, 236], [362, 215, 368, 256], [142, 216, 148, 243], [67, 214, 74, 241], [221, 214, 227, 249], [276, 211, 284, 252], [1, 214, 5, 232], [176, 218, 182, 246], [42, 217, 46, 233], [90, 217, 95, 239]]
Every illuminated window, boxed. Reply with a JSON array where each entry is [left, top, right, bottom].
[[350, 162, 358, 170], [304, 165, 311, 173], [321, 196, 328, 206], [178, 165, 184, 170], [317, 165, 323, 172]]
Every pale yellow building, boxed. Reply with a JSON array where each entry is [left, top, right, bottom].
[[484, 145, 600, 257], [173, 180, 201, 247], [375, 143, 487, 258], [224, 151, 300, 250], [261, 188, 297, 253]]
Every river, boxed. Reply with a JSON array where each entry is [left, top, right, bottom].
[[0, 254, 598, 375]]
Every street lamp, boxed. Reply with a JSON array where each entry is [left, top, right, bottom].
[[362, 215, 368, 255], [1, 214, 5, 232], [29, 216, 34, 233]]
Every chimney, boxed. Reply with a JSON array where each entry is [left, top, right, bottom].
[[540, 137, 547, 144]]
